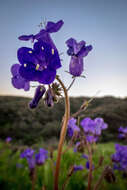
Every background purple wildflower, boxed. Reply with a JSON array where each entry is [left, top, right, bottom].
[[74, 165, 84, 172], [112, 144, 127, 172], [67, 118, 80, 137], [5, 137, 12, 143], [35, 148, 48, 166], [118, 126, 127, 139], [80, 117, 108, 143]]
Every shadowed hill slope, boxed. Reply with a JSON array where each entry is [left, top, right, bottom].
[[0, 96, 127, 145]]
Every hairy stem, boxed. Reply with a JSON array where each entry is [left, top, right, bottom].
[[54, 75, 70, 190], [93, 166, 108, 190], [67, 78, 76, 91]]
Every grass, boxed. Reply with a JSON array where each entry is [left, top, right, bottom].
[[0, 141, 127, 190]]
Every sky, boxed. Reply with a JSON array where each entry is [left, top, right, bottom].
[[0, 0, 127, 98]]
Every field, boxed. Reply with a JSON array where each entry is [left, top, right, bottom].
[[0, 142, 127, 190], [0, 95, 127, 189]]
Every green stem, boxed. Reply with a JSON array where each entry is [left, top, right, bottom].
[[54, 76, 70, 190]]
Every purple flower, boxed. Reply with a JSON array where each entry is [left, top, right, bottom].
[[94, 118, 108, 131], [20, 148, 34, 159], [82, 154, 88, 160], [35, 148, 48, 166], [74, 165, 84, 172], [11, 20, 63, 92], [11, 64, 30, 91], [67, 118, 80, 137], [86, 161, 94, 170], [5, 137, 12, 143], [27, 158, 35, 169], [80, 117, 108, 143], [111, 144, 127, 172], [20, 148, 35, 170], [29, 85, 46, 109], [86, 135, 98, 143], [66, 38, 92, 76], [118, 126, 127, 139], [118, 134, 126, 139], [44, 88, 54, 107], [19, 20, 64, 48], [80, 117, 95, 134], [17, 41, 61, 85]]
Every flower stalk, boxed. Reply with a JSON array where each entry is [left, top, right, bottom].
[[87, 142, 93, 190], [54, 75, 70, 190]]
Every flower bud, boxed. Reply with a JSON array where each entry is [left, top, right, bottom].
[[104, 166, 116, 183], [44, 88, 54, 107], [29, 85, 46, 109]]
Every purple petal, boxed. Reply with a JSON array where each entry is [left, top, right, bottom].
[[11, 64, 20, 76], [35, 29, 56, 48], [34, 41, 61, 70], [74, 165, 84, 172], [19, 63, 39, 81], [18, 35, 34, 42], [69, 56, 83, 76], [82, 154, 88, 160], [67, 118, 80, 137], [86, 161, 94, 170], [77, 45, 93, 57], [66, 38, 77, 48], [66, 38, 86, 55], [48, 49, 61, 70], [66, 38, 77, 55], [20, 148, 34, 159], [17, 47, 37, 65], [118, 127, 124, 133], [24, 81, 30, 91], [86, 135, 98, 143], [37, 68, 56, 84], [11, 76, 30, 91], [35, 148, 48, 166], [5, 137, 12, 143], [27, 157, 35, 169], [46, 20, 64, 33]]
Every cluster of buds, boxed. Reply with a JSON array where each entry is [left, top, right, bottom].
[[29, 82, 62, 109]]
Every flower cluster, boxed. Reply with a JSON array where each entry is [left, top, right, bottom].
[[20, 148, 48, 171], [118, 126, 127, 139], [11, 20, 64, 108], [67, 117, 108, 143], [11, 19, 93, 110], [112, 144, 127, 172], [80, 117, 108, 143]]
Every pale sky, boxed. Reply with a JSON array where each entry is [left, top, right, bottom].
[[0, 0, 127, 98]]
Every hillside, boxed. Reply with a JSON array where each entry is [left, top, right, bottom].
[[0, 95, 127, 145]]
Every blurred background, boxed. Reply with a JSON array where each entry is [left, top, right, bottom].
[[0, 0, 127, 146], [0, 1, 127, 189], [0, 0, 127, 97]]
